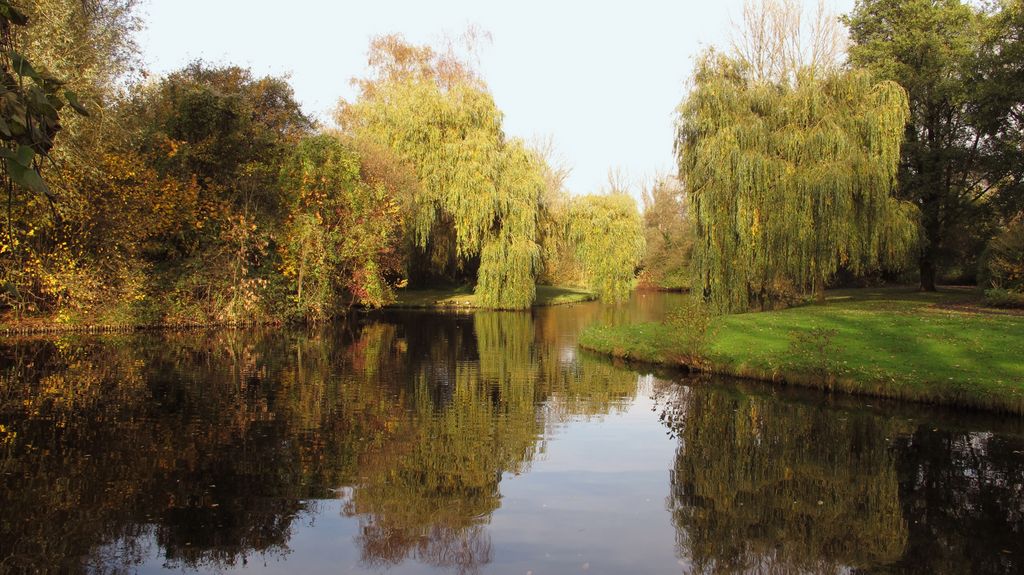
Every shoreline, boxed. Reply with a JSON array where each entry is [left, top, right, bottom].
[[0, 285, 597, 337], [578, 342, 1024, 415], [578, 287, 1024, 415]]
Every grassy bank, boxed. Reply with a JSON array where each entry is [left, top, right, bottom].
[[389, 285, 595, 309], [579, 288, 1024, 414]]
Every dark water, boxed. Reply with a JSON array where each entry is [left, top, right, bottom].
[[1, 293, 1022, 574]]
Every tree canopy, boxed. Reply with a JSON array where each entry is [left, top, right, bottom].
[[639, 176, 693, 291], [845, 0, 1024, 288], [677, 51, 917, 310], [338, 35, 547, 309], [568, 192, 645, 302]]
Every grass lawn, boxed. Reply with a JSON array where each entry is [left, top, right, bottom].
[[579, 287, 1024, 414], [389, 285, 595, 309]]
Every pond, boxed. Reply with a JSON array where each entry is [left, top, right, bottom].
[[0, 293, 1022, 574]]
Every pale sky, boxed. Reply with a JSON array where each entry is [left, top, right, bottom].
[[138, 0, 854, 198]]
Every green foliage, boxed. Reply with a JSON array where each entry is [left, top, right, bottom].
[[581, 288, 1024, 413], [0, 0, 139, 318], [126, 63, 313, 324], [567, 192, 645, 302], [0, 1, 89, 183], [844, 0, 1023, 289], [677, 51, 917, 312], [339, 35, 544, 309], [474, 141, 544, 309], [278, 134, 404, 319], [663, 296, 716, 366], [983, 287, 1024, 309], [640, 176, 693, 290], [980, 217, 1024, 292]]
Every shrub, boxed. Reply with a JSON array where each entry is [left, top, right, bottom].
[[984, 288, 1024, 309], [788, 327, 842, 386], [980, 218, 1024, 292], [663, 296, 717, 367]]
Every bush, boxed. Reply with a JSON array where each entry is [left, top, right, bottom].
[[980, 218, 1024, 292], [788, 327, 843, 385], [663, 296, 717, 367], [984, 288, 1024, 309]]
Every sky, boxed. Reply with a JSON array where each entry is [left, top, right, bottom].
[[138, 0, 854, 198]]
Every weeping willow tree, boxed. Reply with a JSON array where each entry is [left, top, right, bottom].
[[677, 51, 918, 311], [567, 192, 646, 302], [338, 34, 544, 309]]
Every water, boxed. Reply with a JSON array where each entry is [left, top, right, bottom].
[[0, 293, 1022, 574]]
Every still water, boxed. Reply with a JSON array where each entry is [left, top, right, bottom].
[[1, 293, 1022, 574]]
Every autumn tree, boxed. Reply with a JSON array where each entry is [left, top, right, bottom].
[[533, 137, 582, 287], [338, 34, 546, 309], [278, 134, 405, 318], [639, 175, 693, 290], [127, 63, 313, 323]]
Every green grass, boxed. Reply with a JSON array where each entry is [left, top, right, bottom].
[[389, 285, 595, 309], [579, 287, 1024, 414]]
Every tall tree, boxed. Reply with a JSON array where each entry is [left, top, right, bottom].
[[844, 0, 1023, 289], [338, 34, 545, 309], [0, 0, 118, 314], [128, 63, 313, 323], [677, 52, 917, 311], [640, 175, 693, 290], [567, 192, 645, 302], [278, 134, 405, 318], [730, 0, 846, 85]]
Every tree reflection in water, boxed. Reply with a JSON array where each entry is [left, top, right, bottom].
[[2, 302, 1022, 574], [654, 379, 1024, 574], [0, 310, 637, 573]]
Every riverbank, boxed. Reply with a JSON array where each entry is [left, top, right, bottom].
[[579, 287, 1024, 414], [388, 285, 595, 309], [0, 285, 597, 336]]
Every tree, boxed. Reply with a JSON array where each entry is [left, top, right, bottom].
[[533, 136, 582, 287], [639, 175, 693, 290], [844, 0, 1023, 290], [567, 192, 645, 302], [124, 63, 313, 323], [730, 0, 846, 85], [338, 34, 545, 309], [0, 0, 93, 312], [278, 134, 405, 318], [677, 51, 917, 311]]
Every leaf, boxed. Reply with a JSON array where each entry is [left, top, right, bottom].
[[64, 90, 89, 116], [15, 144, 32, 167], [4, 157, 50, 197], [6, 51, 39, 80]]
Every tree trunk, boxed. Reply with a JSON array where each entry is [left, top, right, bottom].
[[919, 250, 937, 292], [813, 275, 826, 303]]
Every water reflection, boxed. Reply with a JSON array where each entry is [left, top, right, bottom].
[[0, 309, 637, 573], [0, 295, 1022, 574], [655, 380, 1024, 574]]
